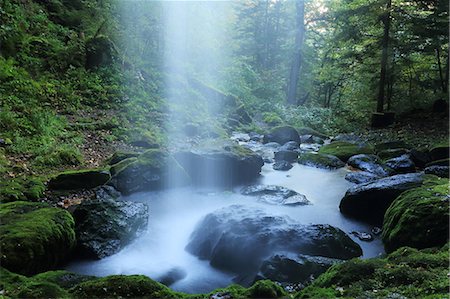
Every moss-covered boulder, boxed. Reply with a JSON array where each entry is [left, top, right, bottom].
[[339, 173, 426, 224], [263, 126, 300, 144], [73, 198, 148, 259], [298, 152, 345, 169], [424, 165, 449, 178], [174, 145, 263, 187], [426, 157, 450, 167], [382, 180, 449, 253], [112, 149, 190, 195], [0, 201, 76, 275], [374, 141, 410, 152], [0, 177, 45, 203], [378, 148, 409, 160], [347, 154, 390, 177], [48, 169, 111, 190], [318, 141, 373, 162], [33, 270, 96, 289], [70, 275, 183, 299], [429, 144, 449, 161], [106, 151, 140, 165], [109, 157, 138, 176], [295, 244, 449, 299], [297, 127, 328, 139]]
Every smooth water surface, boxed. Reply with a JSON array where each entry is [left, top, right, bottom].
[[66, 163, 385, 294]]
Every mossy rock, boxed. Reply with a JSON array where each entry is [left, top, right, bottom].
[[374, 141, 410, 152], [297, 127, 328, 139], [246, 280, 287, 298], [263, 126, 300, 144], [0, 177, 45, 203], [109, 157, 138, 176], [48, 169, 111, 190], [33, 270, 96, 289], [426, 158, 450, 167], [318, 141, 373, 162], [295, 244, 449, 299], [70, 275, 183, 298], [378, 148, 409, 160], [429, 144, 449, 161], [0, 201, 76, 275], [298, 152, 345, 169], [382, 181, 449, 253], [106, 151, 140, 165]]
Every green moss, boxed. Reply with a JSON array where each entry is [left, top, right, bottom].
[[33, 270, 96, 289], [70, 275, 184, 299], [0, 201, 76, 275], [298, 152, 345, 169], [382, 182, 449, 253], [297, 127, 328, 139], [110, 157, 138, 176], [247, 280, 287, 298], [426, 158, 449, 167], [295, 245, 449, 299], [48, 169, 111, 190], [318, 141, 373, 162], [0, 177, 46, 203], [106, 151, 140, 165], [263, 112, 284, 127], [378, 148, 409, 160]]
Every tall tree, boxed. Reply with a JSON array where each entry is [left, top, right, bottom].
[[286, 0, 306, 105], [376, 0, 392, 112]]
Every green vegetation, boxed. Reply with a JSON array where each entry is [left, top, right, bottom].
[[0, 177, 45, 203], [318, 141, 374, 162], [0, 201, 76, 275]]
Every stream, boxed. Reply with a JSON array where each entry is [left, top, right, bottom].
[[66, 153, 385, 294]]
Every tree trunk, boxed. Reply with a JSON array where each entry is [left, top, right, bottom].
[[436, 46, 446, 93], [286, 0, 305, 105], [376, 0, 392, 113]]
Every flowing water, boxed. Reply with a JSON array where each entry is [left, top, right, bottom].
[[66, 162, 385, 294]]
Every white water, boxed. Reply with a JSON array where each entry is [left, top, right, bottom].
[[66, 163, 385, 294]]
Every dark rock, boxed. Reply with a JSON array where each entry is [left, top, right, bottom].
[[109, 157, 138, 176], [318, 141, 373, 162], [95, 185, 121, 200], [73, 198, 148, 259], [424, 165, 449, 178], [263, 142, 281, 149], [385, 155, 416, 174], [331, 134, 365, 145], [274, 150, 298, 163], [339, 173, 426, 225], [345, 171, 381, 184], [378, 148, 409, 160], [280, 141, 300, 151], [430, 145, 449, 161], [107, 152, 140, 165], [186, 205, 362, 276], [85, 36, 114, 69], [371, 227, 382, 235], [297, 127, 328, 139], [112, 149, 190, 195], [410, 149, 432, 168], [0, 201, 75, 275], [426, 158, 450, 167], [157, 267, 187, 286], [351, 231, 373, 242], [382, 180, 449, 253], [299, 135, 314, 144], [347, 154, 390, 177], [48, 169, 111, 190], [241, 185, 310, 206], [263, 126, 300, 145], [273, 161, 293, 171], [256, 254, 340, 285], [174, 145, 263, 188], [298, 152, 345, 169], [249, 132, 263, 142], [374, 141, 410, 153]]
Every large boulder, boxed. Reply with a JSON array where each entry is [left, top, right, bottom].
[[48, 169, 111, 190], [382, 180, 449, 253], [385, 154, 416, 174], [274, 150, 298, 163], [318, 141, 373, 162], [273, 161, 293, 171], [347, 154, 390, 177], [298, 152, 345, 169], [111, 149, 190, 195], [186, 205, 362, 279], [410, 148, 432, 168], [344, 171, 381, 184], [0, 201, 76, 275], [174, 145, 263, 187], [424, 165, 449, 178], [241, 185, 310, 206], [263, 126, 300, 145], [72, 198, 148, 259], [339, 173, 427, 225]]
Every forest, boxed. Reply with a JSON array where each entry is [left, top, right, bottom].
[[0, 0, 449, 298]]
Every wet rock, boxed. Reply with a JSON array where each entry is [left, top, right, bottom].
[[297, 127, 328, 139], [378, 148, 409, 160], [339, 173, 426, 225], [351, 231, 373, 242], [112, 149, 190, 195], [274, 150, 298, 163], [241, 185, 309, 206], [345, 171, 381, 184], [430, 145, 449, 161], [426, 158, 450, 167], [424, 165, 449, 178], [347, 154, 390, 177], [249, 132, 263, 142], [280, 141, 300, 151], [300, 135, 324, 145], [107, 151, 140, 165], [382, 180, 449, 253], [273, 161, 293, 171], [331, 134, 365, 145], [263, 126, 300, 145], [319, 141, 373, 162], [255, 254, 340, 285], [299, 143, 321, 152], [175, 145, 263, 187], [371, 227, 382, 235], [73, 198, 148, 259], [298, 152, 345, 169], [95, 185, 121, 200], [263, 142, 281, 149], [186, 205, 362, 276], [410, 149, 432, 169], [231, 132, 250, 142], [48, 169, 111, 190], [385, 155, 416, 174], [157, 267, 187, 286]]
